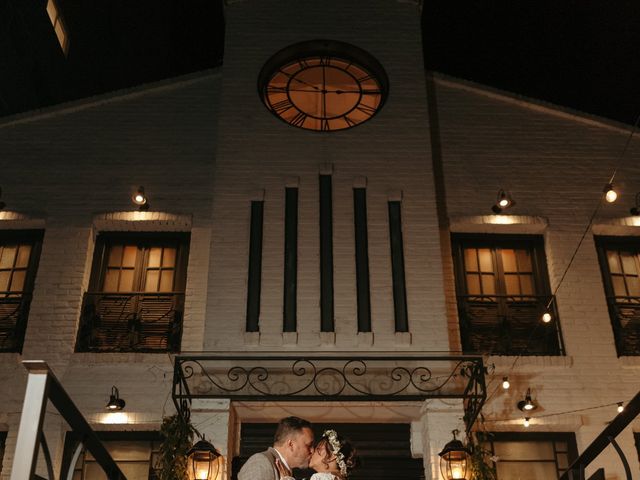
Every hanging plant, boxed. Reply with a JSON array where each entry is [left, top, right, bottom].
[[468, 432, 497, 480], [157, 414, 196, 480]]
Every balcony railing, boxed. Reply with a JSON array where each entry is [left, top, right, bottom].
[[457, 294, 564, 355], [0, 292, 32, 353], [76, 292, 184, 353], [606, 296, 640, 356]]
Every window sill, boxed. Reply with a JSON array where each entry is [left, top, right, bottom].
[[71, 352, 173, 364], [489, 355, 573, 370], [619, 356, 640, 368]]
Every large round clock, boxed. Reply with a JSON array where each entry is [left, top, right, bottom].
[[258, 40, 389, 132]]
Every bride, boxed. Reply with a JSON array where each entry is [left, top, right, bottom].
[[277, 429, 358, 480]]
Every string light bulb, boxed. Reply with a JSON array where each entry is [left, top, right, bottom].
[[617, 402, 624, 413], [502, 377, 510, 390], [604, 183, 617, 203], [523, 417, 530, 427], [542, 311, 552, 323]]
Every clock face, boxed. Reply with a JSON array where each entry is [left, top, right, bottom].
[[258, 41, 389, 132]]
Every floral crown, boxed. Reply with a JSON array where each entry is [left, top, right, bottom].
[[322, 429, 348, 477]]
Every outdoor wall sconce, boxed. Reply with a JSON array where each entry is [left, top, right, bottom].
[[132, 186, 150, 211], [187, 436, 221, 480], [105, 386, 126, 411], [438, 429, 471, 480], [517, 388, 536, 411], [491, 189, 515, 214], [604, 183, 618, 203], [630, 192, 640, 215]]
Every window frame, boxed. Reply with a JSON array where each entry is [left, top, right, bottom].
[[76, 232, 190, 353], [485, 431, 578, 480], [594, 236, 640, 356], [89, 232, 190, 294], [451, 233, 563, 355], [0, 229, 44, 353], [61, 431, 161, 480]]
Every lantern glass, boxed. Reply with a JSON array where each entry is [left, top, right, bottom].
[[187, 441, 221, 480], [440, 452, 470, 480]]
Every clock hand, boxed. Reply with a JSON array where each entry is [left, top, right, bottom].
[[279, 70, 321, 90]]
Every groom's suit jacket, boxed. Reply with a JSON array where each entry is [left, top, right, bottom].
[[238, 446, 281, 480]]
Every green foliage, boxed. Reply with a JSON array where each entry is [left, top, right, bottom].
[[468, 433, 497, 480], [157, 414, 196, 480]]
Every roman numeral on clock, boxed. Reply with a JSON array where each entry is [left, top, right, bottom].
[[271, 99, 294, 114], [290, 111, 307, 127]]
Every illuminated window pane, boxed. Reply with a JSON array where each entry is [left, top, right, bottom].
[[620, 252, 637, 274], [0, 271, 10, 291], [122, 246, 137, 268], [516, 249, 533, 271], [145, 271, 159, 292], [481, 274, 495, 295], [162, 248, 176, 267], [103, 270, 119, 292], [0, 247, 16, 269], [612, 276, 627, 296], [478, 249, 493, 272], [504, 274, 520, 295], [501, 249, 517, 272], [148, 248, 162, 268], [627, 276, 640, 297], [159, 271, 174, 292], [9, 271, 25, 292], [119, 270, 134, 291], [607, 251, 621, 273], [466, 274, 481, 295], [16, 245, 31, 268], [520, 274, 534, 295], [464, 248, 478, 272], [108, 246, 123, 267]]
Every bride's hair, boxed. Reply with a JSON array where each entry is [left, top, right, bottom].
[[317, 430, 358, 478]]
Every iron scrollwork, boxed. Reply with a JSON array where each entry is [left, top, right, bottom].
[[173, 354, 487, 432]]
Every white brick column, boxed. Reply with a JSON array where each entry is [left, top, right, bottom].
[[419, 399, 466, 480], [189, 399, 232, 480]]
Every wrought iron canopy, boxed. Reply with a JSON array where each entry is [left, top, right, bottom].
[[172, 353, 487, 432]]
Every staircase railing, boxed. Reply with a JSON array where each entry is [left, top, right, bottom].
[[10, 361, 126, 480]]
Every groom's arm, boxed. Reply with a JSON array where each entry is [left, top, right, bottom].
[[238, 452, 276, 480]]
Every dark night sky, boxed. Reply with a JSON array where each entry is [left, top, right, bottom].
[[4, 0, 640, 125], [422, 0, 640, 125]]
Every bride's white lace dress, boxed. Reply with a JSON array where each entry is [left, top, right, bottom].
[[310, 473, 339, 480]]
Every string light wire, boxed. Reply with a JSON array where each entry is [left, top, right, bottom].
[[483, 109, 640, 408]]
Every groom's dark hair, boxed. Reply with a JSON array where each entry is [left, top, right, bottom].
[[274, 416, 312, 445]]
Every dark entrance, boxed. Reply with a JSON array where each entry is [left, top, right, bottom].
[[232, 423, 425, 480]]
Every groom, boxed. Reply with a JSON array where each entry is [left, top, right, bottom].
[[238, 416, 314, 480]]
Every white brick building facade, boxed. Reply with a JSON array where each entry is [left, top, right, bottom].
[[0, 1, 639, 479]]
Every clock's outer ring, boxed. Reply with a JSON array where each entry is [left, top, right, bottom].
[[258, 39, 389, 131]]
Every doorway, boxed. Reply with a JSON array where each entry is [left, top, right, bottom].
[[232, 423, 425, 480]]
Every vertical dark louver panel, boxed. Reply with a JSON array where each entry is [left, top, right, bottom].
[[246, 201, 264, 332], [354, 188, 371, 332], [388, 201, 408, 332], [320, 175, 334, 332], [283, 187, 298, 332]]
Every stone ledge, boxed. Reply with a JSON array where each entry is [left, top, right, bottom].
[[490, 355, 573, 370], [93, 211, 192, 232], [619, 356, 640, 368], [450, 215, 548, 234]]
